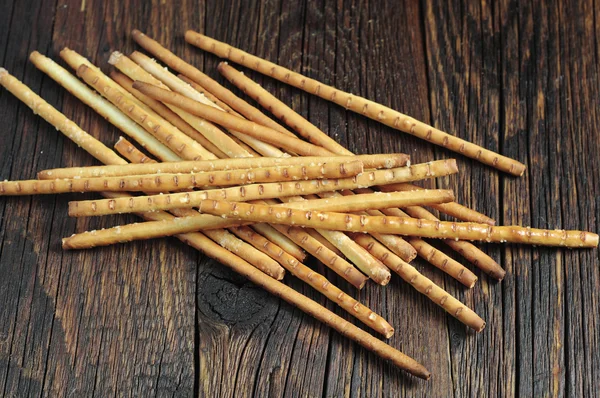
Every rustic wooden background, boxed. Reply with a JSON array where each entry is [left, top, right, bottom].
[[1, 0, 599, 396]]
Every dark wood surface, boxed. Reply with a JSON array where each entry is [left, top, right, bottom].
[[0, 0, 599, 396]]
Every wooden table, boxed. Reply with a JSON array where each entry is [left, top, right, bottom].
[[1, 0, 598, 396]]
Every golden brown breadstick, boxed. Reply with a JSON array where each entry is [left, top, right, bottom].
[[169, 219, 429, 378], [247, 223, 306, 262], [188, 31, 525, 176], [228, 226, 393, 337], [134, 81, 333, 157], [67, 160, 457, 217], [279, 190, 454, 212], [38, 153, 409, 180], [0, 68, 126, 166], [0, 162, 363, 196], [110, 70, 229, 159], [29, 51, 180, 162], [76, 65, 214, 160], [192, 199, 598, 247], [350, 233, 485, 331]]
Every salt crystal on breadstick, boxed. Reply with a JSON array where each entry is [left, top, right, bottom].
[[188, 31, 526, 176], [38, 153, 409, 180], [67, 160, 457, 217], [0, 68, 126, 165]]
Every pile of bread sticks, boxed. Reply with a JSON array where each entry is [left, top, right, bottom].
[[0, 30, 597, 380]]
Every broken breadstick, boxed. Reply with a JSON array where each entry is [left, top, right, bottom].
[[38, 153, 409, 180], [0, 161, 363, 195], [0, 68, 126, 166], [67, 160, 457, 217], [187, 31, 525, 176]]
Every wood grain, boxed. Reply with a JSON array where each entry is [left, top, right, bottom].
[[0, 0, 598, 396]]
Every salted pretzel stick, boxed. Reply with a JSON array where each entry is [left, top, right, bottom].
[[134, 82, 332, 157], [382, 205, 504, 280], [76, 65, 214, 161], [29, 52, 180, 162], [39, 153, 409, 179], [216, 62, 495, 222], [67, 160, 457, 217], [161, 216, 430, 378], [0, 68, 125, 165], [217, 64, 493, 276], [113, 147, 285, 281], [194, 199, 599, 247], [110, 71, 228, 159], [280, 190, 454, 212], [132, 29, 298, 138], [189, 32, 525, 176], [228, 226, 393, 337], [111, 52, 251, 159], [0, 161, 363, 196], [114, 137, 157, 164], [350, 233, 485, 331]]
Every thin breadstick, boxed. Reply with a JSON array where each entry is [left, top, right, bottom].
[[67, 160, 457, 217], [111, 52, 252, 159], [248, 223, 306, 262], [114, 137, 157, 164], [0, 161, 363, 196], [0, 68, 126, 166], [271, 224, 367, 288], [38, 153, 409, 180], [192, 199, 599, 248], [228, 226, 393, 337], [110, 70, 229, 159], [132, 29, 299, 138], [76, 64, 214, 160], [305, 228, 344, 257], [279, 190, 454, 212], [29, 51, 180, 162], [134, 81, 332, 157], [164, 217, 430, 378], [189, 31, 526, 176], [215, 61, 496, 225], [350, 233, 485, 331]]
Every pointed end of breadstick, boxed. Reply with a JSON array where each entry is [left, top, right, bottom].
[[29, 51, 42, 63], [108, 51, 123, 65], [131, 29, 143, 39]]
